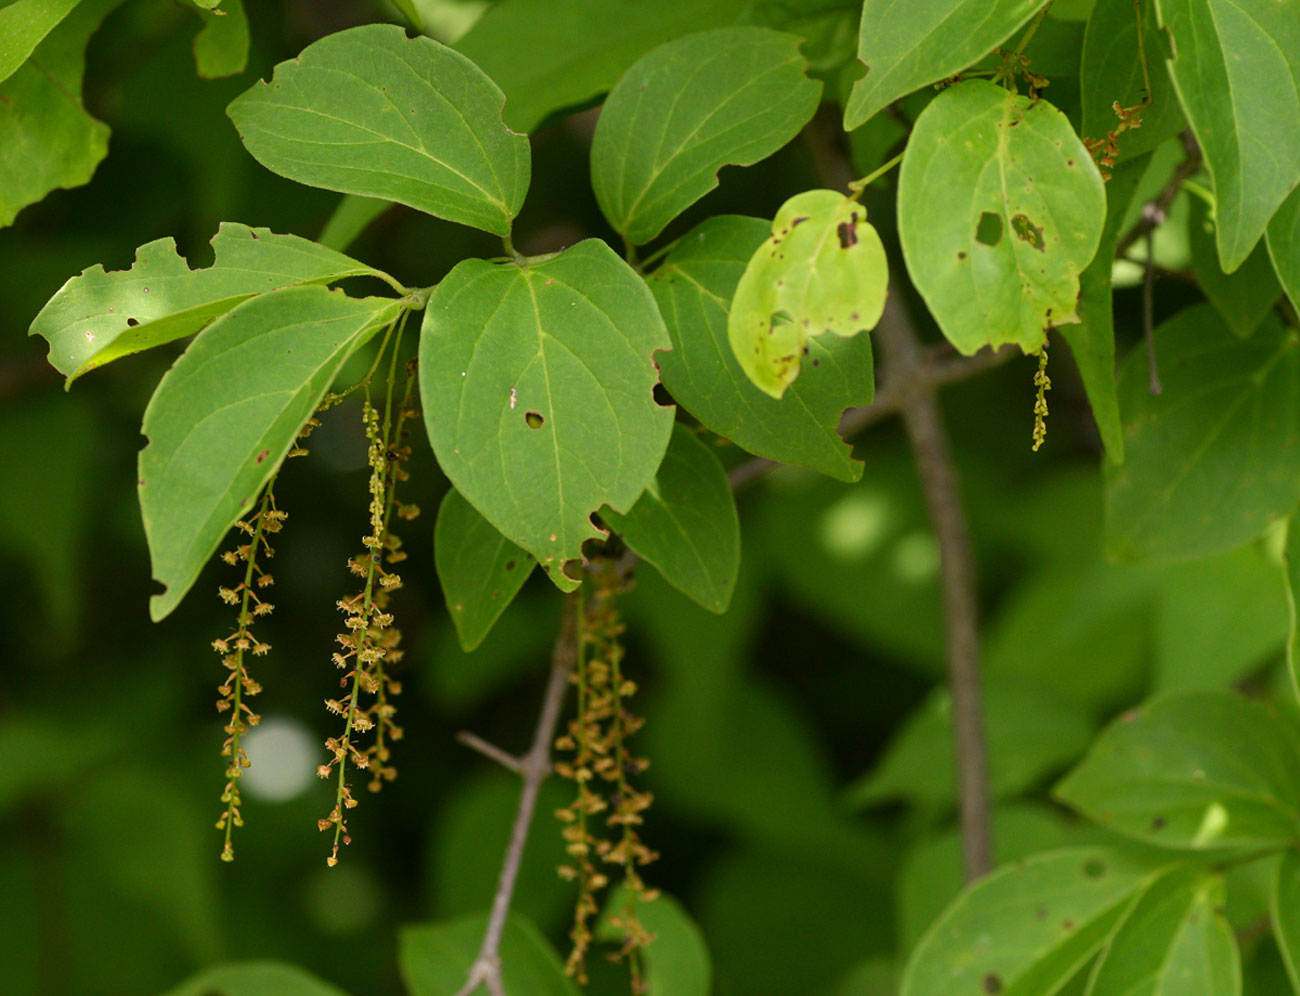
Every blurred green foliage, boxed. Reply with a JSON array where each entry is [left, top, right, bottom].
[[2, 2, 1297, 995]]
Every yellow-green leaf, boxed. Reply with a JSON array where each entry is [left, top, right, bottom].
[[728, 189, 886, 398], [30, 223, 392, 382], [898, 80, 1106, 354], [648, 215, 874, 482]]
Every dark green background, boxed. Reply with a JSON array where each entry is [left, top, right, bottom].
[[0, 2, 1284, 995]]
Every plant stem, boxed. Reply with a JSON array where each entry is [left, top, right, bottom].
[[1114, 130, 1201, 258], [848, 150, 905, 199], [1011, 2, 1052, 57], [636, 235, 684, 273], [1143, 222, 1163, 395], [453, 593, 580, 996], [1133, 0, 1152, 104], [874, 293, 994, 881], [220, 486, 275, 861]]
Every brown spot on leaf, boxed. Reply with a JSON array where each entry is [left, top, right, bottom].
[[836, 220, 858, 248], [255, 449, 270, 463], [983, 973, 1003, 994], [1011, 214, 1046, 251]]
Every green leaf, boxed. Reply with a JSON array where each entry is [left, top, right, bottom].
[[1152, 543, 1287, 693], [434, 486, 535, 652], [1267, 185, 1300, 315], [400, 913, 579, 996], [1273, 849, 1300, 995], [843, 0, 1050, 129], [1080, 0, 1185, 166], [1188, 197, 1282, 338], [846, 680, 1094, 811], [740, 0, 861, 75], [897, 804, 1076, 954], [751, 452, 943, 667], [897, 80, 1106, 355], [602, 423, 739, 613], [227, 23, 530, 237], [30, 222, 391, 382], [1060, 152, 1149, 464], [454, 0, 752, 133], [901, 848, 1153, 996], [0, 392, 96, 638], [0, 0, 119, 228], [0, 0, 81, 84], [1155, 0, 1300, 272], [728, 189, 886, 398], [597, 887, 712, 996], [648, 215, 874, 482], [318, 194, 392, 252], [696, 846, 893, 996], [192, 0, 248, 79], [1087, 864, 1240, 996], [140, 286, 400, 621], [1284, 511, 1300, 706], [1105, 306, 1300, 563], [590, 26, 822, 246], [1054, 690, 1300, 849], [67, 769, 219, 963], [161, 961, 351, 996], [419, 239, 674, 590]]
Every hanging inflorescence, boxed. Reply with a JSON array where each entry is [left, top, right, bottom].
[[1085, 100, 1146, 181], [1085, 2, 1153, 181], [213, 486, 287, 862], [555, 561, 659, 991], [318, 360, 420, 867], [1032, 343, 1051, 453]]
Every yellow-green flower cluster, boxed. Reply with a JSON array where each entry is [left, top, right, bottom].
[[214, 489, 285, 862], [555, 563, 658, 988], [318, 382, 418, 866]]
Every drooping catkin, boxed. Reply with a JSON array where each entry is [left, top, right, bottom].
[[214, 486, 285, 861], [318, 361, 419, 866], [555, 561, 658, 990]]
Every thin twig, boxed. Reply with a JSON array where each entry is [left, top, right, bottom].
[[457, 731, 526, 775], [874, 292, 994, 881], [1142, 219, 1163, 395], [1114, 129, 1201, 259], [453, 593, 580, 996]]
